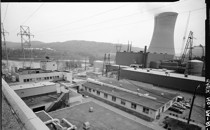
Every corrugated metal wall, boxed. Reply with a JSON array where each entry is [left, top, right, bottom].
[[120, 69, 205, 94], [115, 52, 144, 66]]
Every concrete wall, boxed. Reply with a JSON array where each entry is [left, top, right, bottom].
[[68, 95, 83, 104], [84, 86, 157, 119], [120, 69, 205, 94], [15, 84, 56, 98], [18, 71, 64, 83], [148, 12, 178, 55], [2, 79, 50, 130], [146, 53, 174, 68], [40, 61, 57, 71], [115, 52, 144, 66]]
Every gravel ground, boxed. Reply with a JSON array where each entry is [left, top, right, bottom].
[[2, 95, 22, 130]]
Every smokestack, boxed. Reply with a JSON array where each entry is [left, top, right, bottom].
[[127, 41, 129, 52], [148, 12, 178, 56]]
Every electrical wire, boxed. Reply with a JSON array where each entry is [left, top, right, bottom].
[[22, 4, 44, 25], [37, 4, 130, 33], [3, 3, 9, 23], [47, 6, 205, 38], [12, 4, 44, 32], [37, 0, 190, 34]]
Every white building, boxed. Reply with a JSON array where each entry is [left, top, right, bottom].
[[40, 59, 57, 71], [82, 79, 178, 121]]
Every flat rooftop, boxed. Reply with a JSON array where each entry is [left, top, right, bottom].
[[49, 101, 153, 130], [122, 67, 205, 82], [98, 77, 179, 103], [22, 92, 60, 108], [10, 81, 56, 90], [83, 81, 173, 110]]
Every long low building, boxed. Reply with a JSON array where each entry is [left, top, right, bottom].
[[82, 78, 178, 121], [120, 68, 205, 94]]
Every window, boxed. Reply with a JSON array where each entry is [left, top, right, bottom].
[[112, 96, 116, 102], [44, 77, 47, 80], [24, 79, 27, 82], [121, 100, 126, 105], [50, 76, 52, 79], [85, 87, 87, 91], [143, 107, 149, 114], [93, 89, 95, 92], [29, 78, 32, 81], [104, 93, 108, 98], [131, 103, 137, 109], [97, 91, 100, 95], [27, 79, 29, 82], [89, 88, 91, 92]]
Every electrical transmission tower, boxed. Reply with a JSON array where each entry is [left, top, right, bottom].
[[1, 23, 9, 71], [17, 26, 34, 69]]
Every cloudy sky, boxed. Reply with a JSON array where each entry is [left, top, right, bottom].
[[1, 0, 206, 55]]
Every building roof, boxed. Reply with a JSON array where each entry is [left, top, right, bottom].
[[49, 101, 153, 130], [22, 92, 60, 108], [10, 81, 56, 90], [98, 77, 179, 103], [83, 81, 174, 110], [122, 67, 205, 82]]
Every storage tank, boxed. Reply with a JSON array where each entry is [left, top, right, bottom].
[[148, 12, 178, 56], [93, 60, 103, 72], [192, 45, 205, 58], [150, 61, 161, 69], [187, 60, 204, 76]]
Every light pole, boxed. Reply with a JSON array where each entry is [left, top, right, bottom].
[[187, 84, 200, 124]]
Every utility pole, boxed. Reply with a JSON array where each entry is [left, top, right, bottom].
[[187, 85, 200, 124], [1, 23, 9, 71], [17, 25, 34, 69]]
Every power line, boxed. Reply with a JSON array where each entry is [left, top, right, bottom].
[[38, 0, 194, 36], [37, 0, 189, 34], [3, 4, 9, 23], [12, 4, 44, 33], [37, 4, 130, 33], [22, 4, 44, 25], [49, 6, 205, 38]]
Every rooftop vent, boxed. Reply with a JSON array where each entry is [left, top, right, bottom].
[[89, 107, 93, 112], [161, 93, 164, 96], [83, 122, 90, 130]]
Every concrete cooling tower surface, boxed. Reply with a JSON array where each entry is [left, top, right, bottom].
[[148, 12, 178, 56]]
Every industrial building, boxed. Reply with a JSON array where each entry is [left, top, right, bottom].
[[8, 59, 73, 84], [9, 81, 83, 112], [119, 67, 205, 94], [82, 78, 178, 121]]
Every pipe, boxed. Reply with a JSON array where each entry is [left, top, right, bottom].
[[2, 79, 50, 130]]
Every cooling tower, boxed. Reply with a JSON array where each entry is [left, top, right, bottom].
[[148, 12, 178, 56]]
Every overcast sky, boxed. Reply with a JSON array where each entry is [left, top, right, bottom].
[[1, 0, 206, 55]]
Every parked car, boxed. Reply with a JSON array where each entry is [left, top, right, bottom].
[[173, 102, 186, 110], [168, 107, 183, 114]]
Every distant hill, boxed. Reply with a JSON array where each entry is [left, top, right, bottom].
[[4, 40, 144, 61]]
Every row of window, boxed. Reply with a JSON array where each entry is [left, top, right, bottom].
[[23, 75, 60, 82], [85, 87, 150, 114]]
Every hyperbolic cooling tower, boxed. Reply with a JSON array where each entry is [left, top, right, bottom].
[[148, 12, 178, 56]]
